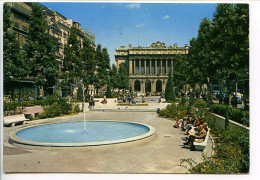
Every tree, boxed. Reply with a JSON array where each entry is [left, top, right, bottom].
[[3, 3, 30, 82], [109, 64, 118, 90], [25, 3, 58, 91], [95, 44, 110, 93], [63, 26, 81, 94], [173, 54, 190, 93], [105, 81, 112, 98], [117, 65, 129, 91], [211, 4, 248, 97], [165, 70, 175, 102], [81, 37, 96, 92]]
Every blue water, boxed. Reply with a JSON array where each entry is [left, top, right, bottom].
[[16, 121, 150, 143]]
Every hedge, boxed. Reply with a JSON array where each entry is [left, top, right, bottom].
[[209, 104, 249, 126], [180, 113, 249, 174]]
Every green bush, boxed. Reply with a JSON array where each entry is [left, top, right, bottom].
[[180, 113, 249, 174], [19, 101, 35, 107], [39, 103, 62, 118], [193, 99, 209, 108], [3, 101, 18, 111], [73, 104, 81, 113], [209, 104, 249, 126], [158, 104, 187, 119]]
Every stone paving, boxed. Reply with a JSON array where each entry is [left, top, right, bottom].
[[3, 110, 213, 173]]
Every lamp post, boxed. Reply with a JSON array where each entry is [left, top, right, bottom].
[[80, 80, 87, 132]]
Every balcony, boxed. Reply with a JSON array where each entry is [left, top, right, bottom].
[[12, 3, 31, 17]]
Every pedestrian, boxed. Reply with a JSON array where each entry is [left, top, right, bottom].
[[231, 94, 238, 108], [219, 93, 223, 104], [223, 95, 228, 105]]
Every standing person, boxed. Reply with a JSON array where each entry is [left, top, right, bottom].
[[231, 94, 238, 108], [224, 95, 229, 105], [219, 93, 223, 104]]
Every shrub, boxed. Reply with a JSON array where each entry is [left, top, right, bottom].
[[73, 104, 81, 113], [193, 99, 209, 108], [209, 104, 249, 126], [3, 101, 18, 111], [158, 104, 187, 119], [106, 82, 112, 98], [57, 98, 72, 114], [19, 101, 35, 107], [180, 113, 249, 174], [165, 71, 175, 102]]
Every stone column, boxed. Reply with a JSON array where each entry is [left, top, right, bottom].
[[139, 59, 141, 75], [140, 80, 145, 93], [165, 59, 168, 74], [162, 79, 167, 93], [155, 59, 157, 74], [144, 59, 146, 74], [133, 59, 136, 75], [160, 59, 162, 74], [151, 80, 156, 93], [150, 59, 152, 74], [130, 79, 135, 91], [129, 59, 132, 75]]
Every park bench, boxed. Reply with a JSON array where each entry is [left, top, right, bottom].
[[192, 128, 211, 151], [23, 105, 43, 118], [3, 114, 29, 127]]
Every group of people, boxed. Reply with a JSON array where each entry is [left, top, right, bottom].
[[217, 93, 238, 108], [173, 114, 208, 148]]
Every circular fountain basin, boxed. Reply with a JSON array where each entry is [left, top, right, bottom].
[[9, 121, 155, 147]]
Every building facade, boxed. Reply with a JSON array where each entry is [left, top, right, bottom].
[[115, 41, 189, 95], [4, 2, 95, 97]]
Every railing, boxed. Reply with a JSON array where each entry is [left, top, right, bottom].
[[12, 3, 31, 17]]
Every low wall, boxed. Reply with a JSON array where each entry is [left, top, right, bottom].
[[211, 112, 249, 131]]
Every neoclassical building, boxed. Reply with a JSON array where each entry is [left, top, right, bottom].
[[115, 41, 189, 94]]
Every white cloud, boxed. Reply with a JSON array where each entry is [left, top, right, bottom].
[[135, 23, 145, 28], [126, 3, 141, 9], [163, 15, 170, 19]]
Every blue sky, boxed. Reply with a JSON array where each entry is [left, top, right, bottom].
[[41, 2, 217, 64]]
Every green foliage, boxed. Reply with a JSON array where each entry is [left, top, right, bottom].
[[3, 101, 19, 112], [180, 113, 249, 174], [77, 84, 84, 102], [3, 4, 30, 80], [109, 64, 118, 89], [209, 104, 249, 126], [105, 81, 112, 98], [25, 3, 58, 88], [225, 109, 230, 130], [38, 97, 72, 119], [158, 104, 187, 119], [180, 97, 188, 106], [63, 26, 82, 88], [188, 94, 196, 105], [193, 99, 209, 108], [117, 65, 129, 90], [73, 104, 81, 113], [165, 71, 175, 102], [81, 37, 96, 88]]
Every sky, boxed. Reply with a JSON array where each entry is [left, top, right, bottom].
[[41, 2, 217, 64]]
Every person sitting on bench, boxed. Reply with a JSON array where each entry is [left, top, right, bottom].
[[183, 124, 207, 147]]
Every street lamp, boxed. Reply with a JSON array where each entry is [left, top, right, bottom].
[[80, 80, 87, 132]]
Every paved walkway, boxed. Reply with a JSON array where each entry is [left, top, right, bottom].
[[3, 111, 213, 173]]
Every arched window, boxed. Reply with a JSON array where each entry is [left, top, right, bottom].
[[156, 80, 162, 92]]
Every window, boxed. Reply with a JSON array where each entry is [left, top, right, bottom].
[[14, 22, 19, 28], [22, 26, 27, 32]]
